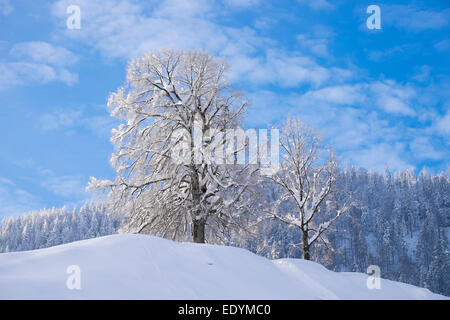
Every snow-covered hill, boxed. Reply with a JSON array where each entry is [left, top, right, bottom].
[[0, 234, 446, 299]]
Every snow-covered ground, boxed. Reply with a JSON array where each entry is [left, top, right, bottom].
[[0, 234, 446, 300]]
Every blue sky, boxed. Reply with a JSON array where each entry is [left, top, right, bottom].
[[0, 0, 449, 218]]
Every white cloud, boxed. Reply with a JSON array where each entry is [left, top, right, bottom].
[[370, 81, 416, 116], [435, 39, 450, 52], [10, 42, 78, 67], [226, 49, 354, 88], [304, 85, 365, 105], [410, 137, 445, 161], [81, 115, 118, 138], [254, 16, 276, 30], [52, 0, 223, 60], [39, 109, 83, 132], [263, 51, 331, 87], [0, 0, 12, 15], [298, 80, 416, 116], [413, 65, 431, 83], [0, 42, 78, 89], [0, 177, 14, 186], [297, 34, 330, 57], [0, 62, 78, 88], [297, 0, 334, 11], [383, 5, 450, 31], [223, 0, 260, 8], [38, 108, 118, 138], [368, 44, 415, 62], [42, 175, 88, 198], [344, 143, 414, 173], [0, 183, 43, 217], [436, 111, 450, 136]]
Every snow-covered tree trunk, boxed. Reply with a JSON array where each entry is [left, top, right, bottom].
[[302, 229, 310, 260]]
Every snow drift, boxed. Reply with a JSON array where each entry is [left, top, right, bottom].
[[0, 234, 446, 299]]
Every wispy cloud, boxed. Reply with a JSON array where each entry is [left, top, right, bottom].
[[435, 39, 450, 52], [10, 42, 78, 67], [299, 80, 417, 116], [345, 143, 414, 173], [0, 0, 12, 15], [39, 109, 83, 132], [297, 34, 330, 58], [0, 178, 43, 217], [436, 111, 450, 137], [410, 136, 446, 161], [0, 42, 78, 89], [0, 176, 14, 186], [223, 0, 260, 8], [368, 44, 417, 61], [383, 5, 450, 31], [42, 175, 88, 198], [297, 0, 334, 11], [38, 107, 118, 137]]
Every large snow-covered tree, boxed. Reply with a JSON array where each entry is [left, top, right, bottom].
[[88, 50, 258, 243], [265, 117, 351, 260]]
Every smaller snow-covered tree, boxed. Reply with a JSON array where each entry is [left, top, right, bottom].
[[265, 117, 351, 260]]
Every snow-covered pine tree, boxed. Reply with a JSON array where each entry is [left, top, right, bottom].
[[427, 230, 450, 294], [0, 203, 120, 253]]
